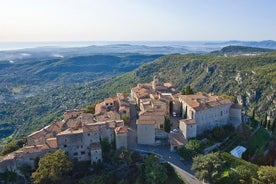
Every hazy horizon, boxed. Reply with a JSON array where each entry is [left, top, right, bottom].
[[1, 0, 276, 42]]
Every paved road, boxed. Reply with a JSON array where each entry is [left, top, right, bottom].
[[128, 103, 201, 184]]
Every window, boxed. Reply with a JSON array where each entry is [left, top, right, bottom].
[[73, 152, 78, 156], [221, 111, 223, 116], [64, 144, 67, 148], [160, 124, 164, 129], [88, 133, 90, 136], [81, 151, 85, 155]]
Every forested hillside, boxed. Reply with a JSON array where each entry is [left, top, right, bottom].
[[1, 51, 276, 144]]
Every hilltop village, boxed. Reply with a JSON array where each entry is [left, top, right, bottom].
[[0, 76, 242, 173]]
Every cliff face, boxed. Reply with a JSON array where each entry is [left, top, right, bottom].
[[108, 52, 276, 121]]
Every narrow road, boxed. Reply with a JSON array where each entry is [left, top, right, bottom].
[[127, 102, 201, 184]]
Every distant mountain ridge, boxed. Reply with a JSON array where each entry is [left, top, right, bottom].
[[205, 40, 276, 49], [210, 45, 275, 56]]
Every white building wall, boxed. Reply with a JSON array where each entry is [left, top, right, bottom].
[[137, 124, 155, 145], [57, 133, 90, 162], [195, 103, 232, 135], [115, 133, 127, 149], [90, 149, 102, 164]]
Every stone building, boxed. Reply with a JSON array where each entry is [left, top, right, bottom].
[[114, 126, 128, 149], [137, 119, 155, 145], [1, 96, 127, 173], [132, 76, 180, 145], [131, 76, 178, 107], [179, 93, 242, 139], [0, 140, 57, 173]]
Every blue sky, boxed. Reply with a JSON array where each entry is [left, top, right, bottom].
[[0, 0, 275, 41]]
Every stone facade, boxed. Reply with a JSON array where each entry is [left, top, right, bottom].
[[137, 120, 155, 145], [179, 119, 197, 139], [0, 144, 57, 173], [115, 126, 128, 149], [179, 93, 242, 138], [0, 95, 128, 172]]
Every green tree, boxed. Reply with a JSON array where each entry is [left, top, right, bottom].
[[257, 166, 276, 184], [267, 120, 271, 130], [78, 172, 114, 184], [181, 85, 194, 95], [183, 106, 187, 119], [145, 155, 168, 184], [19, 163, 32, 184], [252, 108, 255, 120], [120, 114, 130, 125], [164, 116, 171, 133], [263, 113, 268, 128], [169, 101, 173, 115], [100, 137, 111, 160], [212, 126, 225, 141], [0, 138, 26, 156], [31, 149, 73, 184], [84, 100, 100, 114], [271, 119, 276, 132], [178, 139, 202, 160], [2, 169, 17, 184], [236, 165, 257, 184], [192, 152, 225, 183], [179, 102, 183, 117]]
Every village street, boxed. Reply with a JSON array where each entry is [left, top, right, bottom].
[[128, 103, 201, 184]]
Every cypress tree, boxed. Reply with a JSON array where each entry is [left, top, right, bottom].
[[267, 120, 271, 130], [264, 113, 268, 128], [252, 109, 255, 120], [271, 119, 275, 132]]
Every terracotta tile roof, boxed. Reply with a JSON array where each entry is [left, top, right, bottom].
[[80, 113, 95, 124], [115, 126, 128, 134], [27, 129, 47, 139], [57, 128, 83, 136], [139, 110, 166, 116], [136, 119, 156, 125], [95, 111, 120, 122], [119, 105, 129, 111], [83, 124, 100, 133], [163, 82, 172, 87], [64, 109, 83, 120], [181, 119, 196, 125], [45, 138, 58, 148], [179, 93, 232, 111], [95, 101, 106, 114], [104, 97, 114, 104], [169, 133, 188, 146]]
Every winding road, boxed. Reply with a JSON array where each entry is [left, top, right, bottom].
[[128, 103, 201, 184]]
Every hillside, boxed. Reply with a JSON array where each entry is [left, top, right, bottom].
[[1, 51, 276, 143], [210, 45, 275, 56], [97, 52, 276, 120], [0, 54, 161, 103]]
